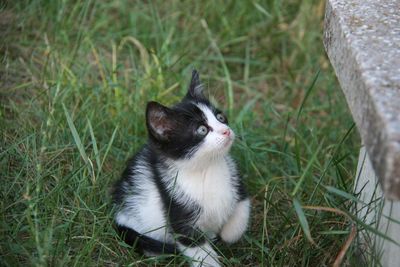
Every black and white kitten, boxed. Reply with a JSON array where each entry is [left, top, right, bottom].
[[112, 70, 250, 267]]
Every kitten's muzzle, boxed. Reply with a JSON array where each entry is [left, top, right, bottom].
[[218, 127, 231, 137], [222, 128, 231, 137]]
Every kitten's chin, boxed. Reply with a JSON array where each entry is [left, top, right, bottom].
[[214, 140, 233, 156], [222, 135, 234, 150], [226, 136, 234, 146], [193, 145, 232, 163]]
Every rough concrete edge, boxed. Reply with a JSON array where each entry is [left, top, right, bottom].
[[323, 0, 400, 200]]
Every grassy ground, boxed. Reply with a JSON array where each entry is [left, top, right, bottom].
[[0, 0, 380, 266]]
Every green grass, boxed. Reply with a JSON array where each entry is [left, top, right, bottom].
[[0, 0, 383, 266]]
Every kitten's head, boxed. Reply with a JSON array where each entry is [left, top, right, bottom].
[[146, 70, 235, 161]]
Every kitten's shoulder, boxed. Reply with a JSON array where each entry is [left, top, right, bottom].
[[122, 144, 153, 177], [112, 144, 154, 204]]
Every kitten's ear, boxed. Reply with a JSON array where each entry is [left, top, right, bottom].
[[146, 101, 175, 141], [186, 69, 207, 100]]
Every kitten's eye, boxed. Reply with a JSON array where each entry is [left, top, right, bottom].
[[197, 125, 208, 136], [216, 113, 226, 123]]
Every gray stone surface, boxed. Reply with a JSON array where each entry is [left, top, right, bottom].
[[324, 0, 400, 199]]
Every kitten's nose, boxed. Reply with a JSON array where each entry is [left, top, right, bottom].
[[221, 128, 230, 136]]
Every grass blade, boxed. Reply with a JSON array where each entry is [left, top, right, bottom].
[[100, 125, 119, 172], [296, 69, 320, 122], [87, 118, 101, 172], [63, 104, 96, 183], [252, 2, 272, 18], [293, 198, 314, 244], [325, 185, 367, 205], [63, 104, 88, 165], [291, 139, 324, 196]]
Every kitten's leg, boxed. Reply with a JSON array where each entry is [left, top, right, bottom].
[[171, 224, 220, 266], [220, 198, 251, 244], [167, 200, 220, 265], [178, 241, 220, 267]]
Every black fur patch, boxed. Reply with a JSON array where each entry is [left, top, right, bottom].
[[115, 224, 177, 254], [146, 101, 210, 159]]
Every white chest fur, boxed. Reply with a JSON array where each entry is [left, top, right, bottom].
[[171, 158, 236, 233]]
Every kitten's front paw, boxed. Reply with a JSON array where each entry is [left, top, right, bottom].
[[181, 243, 221, 267], [220, 198, 251, 244], [192, 253, 221, 267]]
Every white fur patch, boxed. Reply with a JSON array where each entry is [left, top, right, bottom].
[[115, 157, 174, 243], [164, 157, 236, 234], [178, 242, 221, 267], [219, 198, 251, 244]]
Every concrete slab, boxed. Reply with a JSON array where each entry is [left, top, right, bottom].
[[324, 0, 400, 199]]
